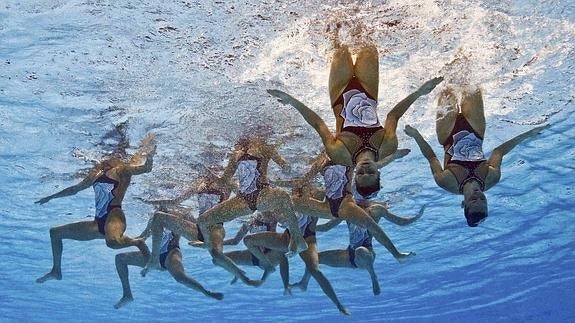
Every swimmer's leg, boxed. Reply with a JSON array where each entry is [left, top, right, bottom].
[[146, 211, 199, 241], [329, 45, 354, 104], [114, 251, 146, 309], [354, 45, 379, 101], [196, 196, 253, 243], [339, 197, 414, 263], [141, 215, 163, 277], [436, 87, 459, 145], [276, 253, 291, 295], [224, 249, 256, 266], [460, 86, 486, 138], [165, 248, 223, 300], [209, 224, 262, 287], [244, 231, 289, 274], [292, 195, 334, 220], [36, 219, 102, 283], [299, 236, 350, 315], [141, 211, 199, 277], [291, 268, 311, 292], [293, 248, 349, 291], [258, 187, 308, 256], [224, 250, 256, 285], [354, 247, 380, 295], [104, 209, 149, 256], [329, 45, 354, 133]]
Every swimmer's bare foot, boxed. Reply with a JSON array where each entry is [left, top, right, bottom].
[[289, 281, 307, 292], [372, 281, 381, 296], [136, 238, 150, 258], [260, 266, 276, 282], [114, 295, 133, 309], [326, 21, 342, 49], [207, 291, 224, 300], [188, 240, 206, 248], [36, 269, 62, 283], [245, 278, 263, 287], [287, 238, 308, 257], [235, 271, 263, 287], [395, 251, 415, 263], [140, 258, 161, 277], [339, 306, 351, 316]]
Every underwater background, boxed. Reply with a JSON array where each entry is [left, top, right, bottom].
[[1, 0, 574, 322]]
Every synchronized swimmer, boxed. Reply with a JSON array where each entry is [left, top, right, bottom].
[[34, 32, 548, 314]]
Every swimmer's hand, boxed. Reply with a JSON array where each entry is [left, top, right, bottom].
[[528, 124, 550, 136], [141, 258, 161, 277], [395, 148, 411, 159], [417, 76, 444, 95], [266, 89, 294, 105], [147, 143, 157, 157], [414, 204, 426, 221], [404, 125, 420, 138], [140, 133, 157, 150], [135, 197, 177, 206], [395, 251, 416, 263], [188, 240, 206, 248], [35, 196, 51, 205]]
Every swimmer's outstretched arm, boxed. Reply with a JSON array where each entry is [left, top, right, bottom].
[[485, 124, 549, 189], [367, 203, 425, 226], [386, 77, 444, 122], [129, 134, 156, 163], [404, 125, 452, 190], [125, 142, 156, 175], [35, 169, 98, 204], [379, 77, 443, 158], [302, 153, 329, 182], [315, 218, 343, 232], [223, 223, 250, 245], [375, 148, 410, 169], [267, 89, 341, 158], [221, 149, 241, 180], [143, 181, 204, 207], [136, 198, 181, 212], [270, 148, 291, 173], [273, 154, 327, 189]]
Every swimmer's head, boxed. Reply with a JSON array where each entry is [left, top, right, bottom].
[[354, 160, 380, 199], [462, 190, 488, 227]]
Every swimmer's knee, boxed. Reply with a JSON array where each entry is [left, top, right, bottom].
[[270, 189, 291, 205], [106, 238, 123, 249], [152, 211, 163, 220], [114, 253, 125, 265], [354, 248, 374, 267], [171, 271, 187, 284], [106, 239, 117, 249], [209, 249, 224, 264], [355, 247, 371, 258], [305, 263, 320, 274], [243, 235, 257, 248], [49, 227, 59, 238], [196, 214, 208, 226]]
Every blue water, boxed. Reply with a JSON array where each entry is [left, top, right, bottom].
[[1, 1, 574, 322]]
